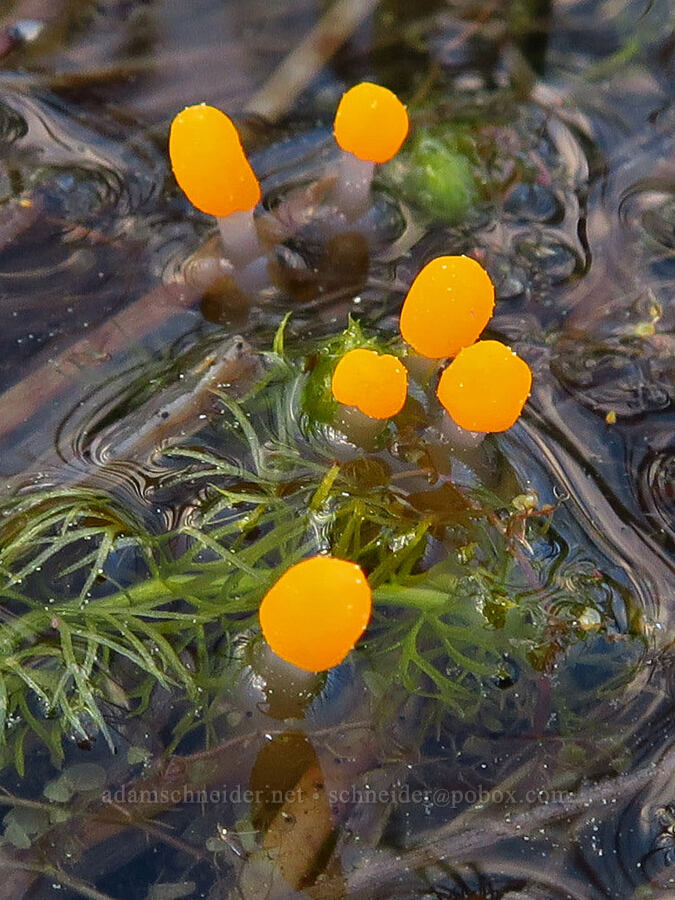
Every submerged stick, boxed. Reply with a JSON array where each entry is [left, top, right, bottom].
[[312, 740, 675, 898], [245, 0, 380, 122], [0, 0, 385, 454], [0, 282, 198, 442], [2, 333, 261, 497]]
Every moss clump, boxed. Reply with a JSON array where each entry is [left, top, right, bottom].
[[383, 127, 478, 223]]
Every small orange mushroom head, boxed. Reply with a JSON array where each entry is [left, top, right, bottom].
[[334, 82, 409, 164], [259, 556, 372, 672], [400, 255, 495, 359], [169, 103, 261, 218], [436, 340, 532, 432], [331, 348, 408, 419]]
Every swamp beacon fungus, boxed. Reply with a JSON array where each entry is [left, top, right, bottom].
[[400, 255, 495, 359], [436, 339, 532, 432], [259, 556, 372, 672], [169, 103, 265, 274], [331, 348, 408, 419], [332, 82, 409, 218]]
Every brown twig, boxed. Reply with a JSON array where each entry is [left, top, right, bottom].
[[34, 868, 116, 900], [0, 0, 383, 457], [244, 0, 380, 121], [0, 281, 199, 442], [0, 854, 116, 900]]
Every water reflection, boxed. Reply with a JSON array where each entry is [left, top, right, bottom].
[[0, 0, 673, 898]]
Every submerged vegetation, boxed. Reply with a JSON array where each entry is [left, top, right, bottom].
[[0, 0, 671, 896], [0, 319, 643, 773]]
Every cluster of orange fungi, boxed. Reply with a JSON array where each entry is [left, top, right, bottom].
[[169, 84, 532, 674], [331, 254, 532, 434], [169, 81, 407, 218]]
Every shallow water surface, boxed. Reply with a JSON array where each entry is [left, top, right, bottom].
[[0, 1, 673, 898]]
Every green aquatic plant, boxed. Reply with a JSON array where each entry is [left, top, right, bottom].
[[0, 323, 640, 772], [301, 315, 393, 424], [382, 126, 478, 223]]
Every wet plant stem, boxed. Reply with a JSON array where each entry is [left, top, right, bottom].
[[373, 586, 449, 611], [0, 853, 115, 900], [0, 791, 54, 813], [245, 0, 380, 121], [0, 282, 199, 443]]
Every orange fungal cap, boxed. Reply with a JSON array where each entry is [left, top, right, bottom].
[[334, 82, 409, 164], [169, 103, 261, 218], [331, 348, 408, 419], [400, 255, 495, 359], [436, 339, 532, 432], [259, 556, 372, 672]]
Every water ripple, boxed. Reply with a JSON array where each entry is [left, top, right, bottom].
[[0, 90, 163, 213], [637, 449, 675, 545], [0, 99, 27, 143], [505, 381, 674, 642]]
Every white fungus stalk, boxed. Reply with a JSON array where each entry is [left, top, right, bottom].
[[331, 154, 375, 222], [169, 103, 270, 296]]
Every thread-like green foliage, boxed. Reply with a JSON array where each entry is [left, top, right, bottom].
[[0, 324, 635, 772]]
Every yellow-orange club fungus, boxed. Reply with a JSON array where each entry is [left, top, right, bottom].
[[436, 339, 532, 433], [400, 255, 495, 359], [169, 103, 260, 218], [331, 348, 408, 419], [332, 82, 409, 219], [334, 82, 409, 164], [169, 104, 268, 290], [259, 556, 372, 672]]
